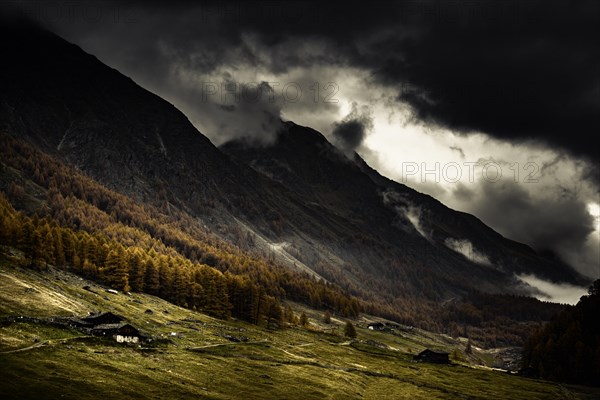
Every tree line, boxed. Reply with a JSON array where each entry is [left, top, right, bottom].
[[522, 280, 600, 386]]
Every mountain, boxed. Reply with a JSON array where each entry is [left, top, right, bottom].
[[0, 19, 588, 341], [221, 123, 586, 287], [0, 19, 259, 209], [0, 19, 339, 272]]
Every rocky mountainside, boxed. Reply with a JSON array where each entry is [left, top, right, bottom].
[[0, 19, 338, 262], [0, 19, 588, 316], [222, 123, 586, 289]]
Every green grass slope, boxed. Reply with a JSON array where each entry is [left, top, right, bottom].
[[0, 253, 595, 400]]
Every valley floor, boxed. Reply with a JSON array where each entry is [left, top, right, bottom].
[[0, 258, 596, 400]]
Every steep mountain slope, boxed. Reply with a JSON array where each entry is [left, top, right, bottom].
[[221, 122, 585, 286], [354, 152, 578, 282], [0, 19, 588, 327], [0, 19, 349, 276], [0, 20, 247, 207]]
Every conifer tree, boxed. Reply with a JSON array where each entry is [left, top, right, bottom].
[[20, 220, 37, 264], [465, 338, 473, 355], [144, 259, 160, 295], [42, 230, 56, 266], [299, 312, 308, 327], [158, 258, 173, 298], [82, 258, 97, 277], [266, 298, 284, 329], [210, 277, 232, 319], [52, 227, 65, 265], [188, 281, 204, 310], [102, 247, 130, 292], [61, 229, 75, 264], [284, 304, 295, 324], [171, 268, 188, 307], [344, 321, 357, 338], [128, 250, 146, 292]]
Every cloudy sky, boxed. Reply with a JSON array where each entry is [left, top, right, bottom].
[[10, 1, 599, 287]]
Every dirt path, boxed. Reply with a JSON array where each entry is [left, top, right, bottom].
[[280, 348, 316, 361], [187, 339, 269, 350], [0, 336, 88, 354], [0, 341, 48, 354]]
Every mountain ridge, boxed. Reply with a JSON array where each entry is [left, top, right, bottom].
[[221, 121, 585, 286]]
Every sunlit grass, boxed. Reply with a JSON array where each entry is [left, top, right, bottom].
[[0, 261, 594, 399]]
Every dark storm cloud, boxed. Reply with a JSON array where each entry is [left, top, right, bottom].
[[331, 103, 373, 154], [453, 179, 598, 278], [385, 1, 600, 165], [449, 146, 465, 159], [470, 181, 592, 250], [332, 120, 366, 150], [23, 0, 597, 165], [174, 77, 284, 146]]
